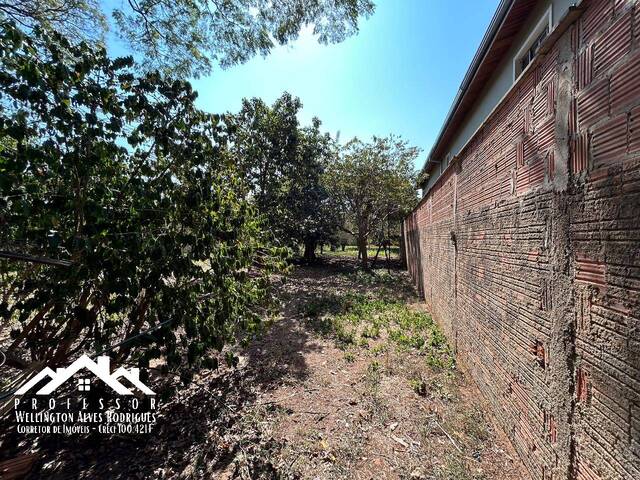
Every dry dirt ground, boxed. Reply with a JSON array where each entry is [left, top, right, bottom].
[[2, 256, 526, 479]]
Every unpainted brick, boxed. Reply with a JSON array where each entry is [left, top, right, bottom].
[[591, 113, 628, 166], [403, 2, 640, 479]]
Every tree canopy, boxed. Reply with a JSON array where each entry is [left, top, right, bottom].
[[0, 0, 375, 77], [229, 93, 340, 260], [0, 22, 287, 378], [325, 135, 419, 269]]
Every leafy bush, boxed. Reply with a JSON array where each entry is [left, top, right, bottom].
[[0, 23, 287, 375]]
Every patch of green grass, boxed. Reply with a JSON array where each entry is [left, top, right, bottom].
[[333, 319, 356, 347], [306, 290, 455, 370], [324, 245, 399, 259], [438, 455, 473, 480], [463, 409, 490, 442], [302, 295, 342, 318], [340, 270, 417, 302], [427, 379, 454, 401], [426, 351, 455, 370], [361, 322, 381, 339], [370, 343, 387, 355], [409, 377, 427, 396], [306, 315, 334, 336], [361, 359, 387, 421], [366, 360, 382, 386], [388, 328, 426, 350], [342, 269, 398, 286]]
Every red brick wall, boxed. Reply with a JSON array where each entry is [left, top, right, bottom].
[[404, 1, 640, 478]]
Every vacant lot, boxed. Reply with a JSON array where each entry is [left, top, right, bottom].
[[3, 256, 525, 479]]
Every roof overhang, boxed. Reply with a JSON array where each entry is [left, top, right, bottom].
[[421, 0, 539, 176]]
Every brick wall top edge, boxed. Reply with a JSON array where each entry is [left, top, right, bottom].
[[409, 5, 585, 219]]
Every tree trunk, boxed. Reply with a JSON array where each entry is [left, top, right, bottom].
[[358, 236, 369, 270], [303, 239, 317, 261], [341, 244, 346, 251], [371, 243, 383, 269]]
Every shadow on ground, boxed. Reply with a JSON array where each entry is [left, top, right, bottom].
[[1, 260, 372, 479], [1, 257, 525, 480]]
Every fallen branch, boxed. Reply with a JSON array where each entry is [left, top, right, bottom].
[[391, 435, 409, 448], [435, 420, 462, 453]]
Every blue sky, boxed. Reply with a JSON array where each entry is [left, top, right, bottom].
[[112, 1, 500, 170]]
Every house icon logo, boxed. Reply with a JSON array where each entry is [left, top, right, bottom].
[[15, 355, 155, 396]]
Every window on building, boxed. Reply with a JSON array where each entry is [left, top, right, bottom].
[[445, 152, 452, 168], [519, 25, 548, 72], [513, 7, 552, 80]]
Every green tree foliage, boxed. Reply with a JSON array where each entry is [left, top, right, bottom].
[[326, 136, 419, 269], [288, 119, 342, 260], [0, 0, 375, 78], [229, 93, 339, 260], [0, 22, 287, 377], [0, 1, 106, 41], [230, 93, 301, 238]]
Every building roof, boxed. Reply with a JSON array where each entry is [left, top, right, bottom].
[[421, 0, 538, 177]]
